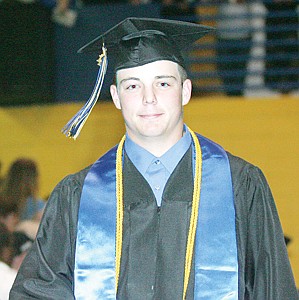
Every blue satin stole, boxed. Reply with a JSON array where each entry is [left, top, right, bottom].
[[74, 133, 238, 299]]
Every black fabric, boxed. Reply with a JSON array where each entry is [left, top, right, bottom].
[[0, 1, 55, 106], [10, 150, 298, 299], [77, 17, 213, 71], [118, 148, 193, 299]]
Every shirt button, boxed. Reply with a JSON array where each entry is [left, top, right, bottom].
[[155, 160, 160, 165], [155, 185, 160, 190]]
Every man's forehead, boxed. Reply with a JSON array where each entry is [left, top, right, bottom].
[[117, 60, 180, 78]]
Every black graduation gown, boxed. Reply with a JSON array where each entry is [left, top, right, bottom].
[[10, 150, 298, 300]]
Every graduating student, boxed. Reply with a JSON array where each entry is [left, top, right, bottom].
[[10, 17, 298, 299]]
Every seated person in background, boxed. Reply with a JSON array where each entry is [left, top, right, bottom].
[[1, 158, 46, 223], [14, 219, 39, 240], [0, 161, 4, 188], [0, 190, 40, 239], [11, 231, 33, 271], [0, 223, 17, 300], [0, 195, 20, 232]]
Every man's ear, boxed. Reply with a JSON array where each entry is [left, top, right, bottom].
[[182, 79, 192, 106], [110, 84, 121, 110]]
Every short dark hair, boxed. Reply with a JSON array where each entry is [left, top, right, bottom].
[[0, 223, 12, 260], [177, 64, 188, 83], [0, 194, 19, 218]]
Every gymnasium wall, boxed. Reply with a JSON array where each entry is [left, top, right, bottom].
[[0, 97, 298, 284]]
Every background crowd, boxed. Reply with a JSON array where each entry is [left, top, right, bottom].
[[0, 158, 46, 299], [0, 0, 298, 106]]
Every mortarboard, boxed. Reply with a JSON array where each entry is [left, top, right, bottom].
[[62, 17, 214, 139]]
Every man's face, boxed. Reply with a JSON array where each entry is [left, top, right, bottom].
[[110, 60, 192, 146]]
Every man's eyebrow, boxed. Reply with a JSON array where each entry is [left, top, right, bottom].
[[155, 75, 177, 80], [119, 77, 140, 85], [119, 75, 177, 85]]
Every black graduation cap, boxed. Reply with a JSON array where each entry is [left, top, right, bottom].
[[62, 17, 214, 139], [78, 17, 213, 71]]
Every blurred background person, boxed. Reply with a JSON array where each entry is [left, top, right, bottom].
[[263, 0, 299, 94], [0, 161, 4, 188], [11, 231, 33, 271], [0, 194, 20, 233], [51, 0, 78, 27], [1, 158, 46, 223], [0, 223, 17, 300], [14, 218, 40, 240], [215, 0, 252, 96], [0, 192, 39, 239]]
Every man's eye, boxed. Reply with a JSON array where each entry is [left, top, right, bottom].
[[127, 84, 137, 90], [158, 82, 170, 88]]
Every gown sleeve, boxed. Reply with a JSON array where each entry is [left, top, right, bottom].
[[229, 153, 298, 300], [9, 168, 88, 300]]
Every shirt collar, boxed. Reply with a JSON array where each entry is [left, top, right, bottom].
[[124, 124, 192, 175]]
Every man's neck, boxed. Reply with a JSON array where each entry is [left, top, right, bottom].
[[127, 130, 185, 157]]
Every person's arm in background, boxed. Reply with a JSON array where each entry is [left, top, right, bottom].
[[10, 169, 88, 300]]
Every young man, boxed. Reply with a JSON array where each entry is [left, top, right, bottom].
[[10, 18, 298, 299]]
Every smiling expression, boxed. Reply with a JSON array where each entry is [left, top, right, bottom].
[[110, 60, 192, 151]]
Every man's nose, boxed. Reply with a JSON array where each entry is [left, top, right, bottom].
[[143, 86, 157, 104]]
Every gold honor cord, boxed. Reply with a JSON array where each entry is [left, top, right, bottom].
[[115, 135, 126, 293], [183, 128, 202, 300], [115, 129, 202, 299]]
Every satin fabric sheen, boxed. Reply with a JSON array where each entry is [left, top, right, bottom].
[[74, 145, 118, 299], [194, 134, 238, 299], [74, 134, 238, 299]]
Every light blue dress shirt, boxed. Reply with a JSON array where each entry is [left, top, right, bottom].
[[124, 125, 192, 206]]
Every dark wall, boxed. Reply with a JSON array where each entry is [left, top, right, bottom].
[[54, 3, 161, 103], [0, 1, 55, 106], [0, 2, 160, 105]]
